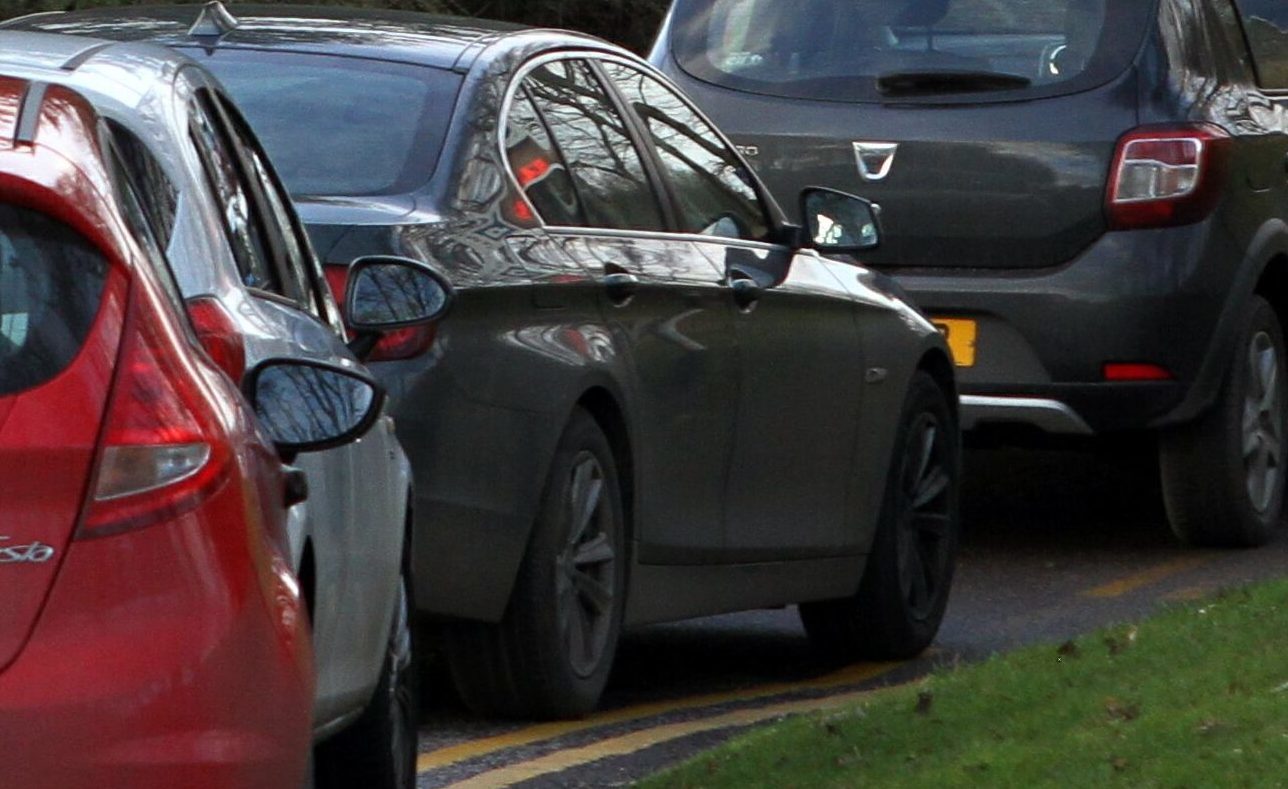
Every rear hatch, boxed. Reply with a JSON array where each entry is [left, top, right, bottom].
[[0, 203, 123, 669], [662, 0, 1156, 270]]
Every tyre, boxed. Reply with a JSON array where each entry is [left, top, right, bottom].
[[800, 370, 960, 660], [444, 408, 626, 719], [315, 563, 418, 789], [1160, 294, 1286, 547]]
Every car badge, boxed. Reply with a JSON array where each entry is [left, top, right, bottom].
[[853, 141, 899, 182], [0, 536, 56, 565]]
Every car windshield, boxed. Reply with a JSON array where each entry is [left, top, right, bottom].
[[187, 48, 463, 197], [669, 0, 1153, 103]]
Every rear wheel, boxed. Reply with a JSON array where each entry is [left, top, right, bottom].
[[315, 564, 418, 789], [800, 371, 960, 659], [444, 409, 625, 719], [1160, 294, 1286, 547]]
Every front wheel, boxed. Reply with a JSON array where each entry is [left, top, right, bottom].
[[444, 408, 626, 719], [1160, 294, 1286, 547], [801, 371, 961, 660]]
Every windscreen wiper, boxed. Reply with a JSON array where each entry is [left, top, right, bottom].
[[877, 70, 1032, 96]]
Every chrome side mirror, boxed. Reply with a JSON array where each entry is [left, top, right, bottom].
[[345, 256, 453, 332], [244, 359, 384, 454], [800, 187, 882, 253]]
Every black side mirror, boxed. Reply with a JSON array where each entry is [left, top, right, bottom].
[[345, 256, 453, 333], [244, 358, 384, 454], [800, 187, 883, 253]]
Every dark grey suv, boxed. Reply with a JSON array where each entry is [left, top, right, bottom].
[[653, 0, 1288, 547]]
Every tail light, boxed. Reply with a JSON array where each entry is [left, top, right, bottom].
[[79, 282, 231, 538], [1106, 124, 1231, 231], [186, 296, 246, 384], [324, 263, 437, 362]]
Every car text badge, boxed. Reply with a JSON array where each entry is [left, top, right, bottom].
[[0, 537, 56, 565], [853, 141, 899, 182]]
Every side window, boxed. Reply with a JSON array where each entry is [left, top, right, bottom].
[[215, 95, 321, 317], [523, 59, 666, 231], [188, 91, 280, 294], [103, 123, 187, 312], [1233, 0, 1288, 89], [107, 120, 179, 250], [504, 88, 586, 226], [601, 62, 770, 242]]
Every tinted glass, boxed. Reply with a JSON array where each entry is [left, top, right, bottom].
[[1234, 1, 1288, 88], [0, 205, 108, 398], [191, 48, 463, 197], [505, 89, 586, 226], [602, 62, 769, 241], [670, 0, 1155, 103], [524, 60, 665, 231], [189, 92, 279, 293], [107, 120, 178, 250]]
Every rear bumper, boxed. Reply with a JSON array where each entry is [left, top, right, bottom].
[[895, 221, 1241, 436], [0, 495, 313, 789]]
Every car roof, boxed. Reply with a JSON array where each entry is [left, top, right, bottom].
[[3, 4, 539, 71]]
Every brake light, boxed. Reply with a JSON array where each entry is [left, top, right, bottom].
[[79, 284, 231, 537], [1106, 124, 1231, 230], [324, 263, 436, 362], [186, 296, 246, 384]]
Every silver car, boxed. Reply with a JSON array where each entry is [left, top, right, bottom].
[[0, 31, 447, 787]]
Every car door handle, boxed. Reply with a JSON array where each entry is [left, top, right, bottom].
[[729, 277, 762, 311], [603, 271, 640, 305]]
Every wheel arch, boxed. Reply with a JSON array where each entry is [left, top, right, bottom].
[[917, 347, 959, 422], [575, 386, 636, 557], [1159, 221, 1288, 427]]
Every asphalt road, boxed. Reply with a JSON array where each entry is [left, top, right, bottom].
[[414, 447, 1288, 788]]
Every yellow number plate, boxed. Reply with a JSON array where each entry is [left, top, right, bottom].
[[932, 318, 977, 368]]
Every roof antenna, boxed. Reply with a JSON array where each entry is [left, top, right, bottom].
[[188, 1, 240, 39]]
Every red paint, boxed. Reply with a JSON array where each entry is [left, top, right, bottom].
[[0, 78, 311, 788]]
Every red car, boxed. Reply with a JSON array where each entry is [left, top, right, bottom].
[[0, 72, 369, 787]]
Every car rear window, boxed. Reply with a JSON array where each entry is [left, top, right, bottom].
[[669, 0, 1156, 103], [0, 205, 109, 398], [185, 48, 463, 197]]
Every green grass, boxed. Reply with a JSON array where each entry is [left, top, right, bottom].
[[642, 581, 1288, 788]]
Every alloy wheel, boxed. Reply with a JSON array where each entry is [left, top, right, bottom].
[[896, 414, 953, 621], [1243, 330, 1284, 514], [555, 452, 617, 679]]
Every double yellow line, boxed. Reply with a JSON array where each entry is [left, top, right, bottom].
[[421, 554, 1218, 786], [418, 660, 901, 784]]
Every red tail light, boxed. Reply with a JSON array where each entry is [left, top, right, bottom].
[[186, 296, 246, 384], [324, 263, 436, 362], [79, 284, 231, 538], [1106, 124, 1231, 231]]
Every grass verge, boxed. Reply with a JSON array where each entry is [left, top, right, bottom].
[[641, 579, 1288, 788]]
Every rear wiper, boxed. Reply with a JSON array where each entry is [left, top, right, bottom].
[[877, 70, 1032, 96]]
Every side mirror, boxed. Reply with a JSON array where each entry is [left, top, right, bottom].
[[800, 187, 882, 253], [244, 358, 384, 454], [345, 256, 453, 333]]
